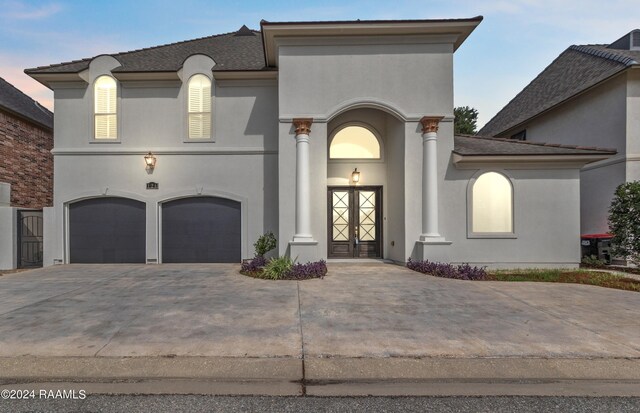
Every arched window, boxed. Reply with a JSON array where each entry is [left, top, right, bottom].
[[471, 172, 513, 234], [188, 74, 211, 139], [94, 76, 117, 139], [330, 125, 381, 159]]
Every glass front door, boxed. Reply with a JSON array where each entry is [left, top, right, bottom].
[[328, 186, 382, 258]]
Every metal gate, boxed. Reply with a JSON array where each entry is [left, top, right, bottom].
[[17, 210, 43, 268]]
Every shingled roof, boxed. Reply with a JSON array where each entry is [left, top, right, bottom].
[[454, 135, 616, 156], [0, 77, 53, 130], [480, 33, 639, 137], [25, 25, 267, 75]]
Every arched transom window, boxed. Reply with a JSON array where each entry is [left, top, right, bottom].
[[94, 76, 117, 139], [330, 125, 381, 159], [188, 74, 212, 139], [471, 171, 513, 234]]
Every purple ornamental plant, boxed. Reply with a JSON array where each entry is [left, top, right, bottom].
[[407, 258, 486, 280]]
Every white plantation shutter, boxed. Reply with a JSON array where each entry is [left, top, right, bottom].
[[188, 74, 211, 139], [94, 76, 117, 139]]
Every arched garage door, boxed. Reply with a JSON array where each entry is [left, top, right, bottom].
[[69, 197, 146, 263], [162, 197, 241, 263]]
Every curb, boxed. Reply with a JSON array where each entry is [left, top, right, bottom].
[[2, 357, 640, 396]]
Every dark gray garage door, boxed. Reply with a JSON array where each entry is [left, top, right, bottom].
[[162, 197, 241, 263], [69, 197, 146, 263]]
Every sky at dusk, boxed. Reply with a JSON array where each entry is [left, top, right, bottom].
[[0, 0, 637, 127]]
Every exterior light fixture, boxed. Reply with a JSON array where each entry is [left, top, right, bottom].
[[351, 168, 360, 184], [144, 152, 157, 170]]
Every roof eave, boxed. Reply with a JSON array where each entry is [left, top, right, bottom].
[[261, 17, 483, 67], [0, 105, 53, 131], [452, 153, 614, 169], [112, 71, 180, 81], [212, 70, 278, 80], [25, 71, 86, 90]]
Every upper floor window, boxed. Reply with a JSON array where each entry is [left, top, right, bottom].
[[470, 171, 514, 235], [94, 76, 117, 139], [188, 74, 211, 139], [329, 125, 381, 159], [510, 129, 526, 141]]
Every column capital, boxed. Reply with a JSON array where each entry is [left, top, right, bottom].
[[420, 116, 444, 134], [293, 118, 313, 135]]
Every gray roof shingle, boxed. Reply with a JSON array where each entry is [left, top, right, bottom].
[[479, 41, 639, 137], [454, 135, 616, 156], [25, 26, 267, 74], [0, 77, 53, 129]]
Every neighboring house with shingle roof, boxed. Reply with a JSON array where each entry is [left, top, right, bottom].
[[480, 29, 640, 235], [0, 76, 53, 208], [0, 77, 53, 270], [23, 19, 615, 269]]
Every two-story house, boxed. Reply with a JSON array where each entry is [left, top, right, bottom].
[[0, 77, 53, 270], [480, 30, 640, 236], [26, 18, 614, 268]]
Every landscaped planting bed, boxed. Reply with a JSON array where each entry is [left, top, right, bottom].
[[486, 269, 640, 292], [407, 259, 640, 292], [241, 256, 327, 280]]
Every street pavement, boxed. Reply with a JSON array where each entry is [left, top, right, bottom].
[[1, 395, 639, 413]]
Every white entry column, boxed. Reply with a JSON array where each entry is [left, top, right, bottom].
[[292, 118, 313, 241], [419, 116, 444, 241]]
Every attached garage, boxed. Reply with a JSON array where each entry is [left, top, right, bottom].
[[69, 197, 146, 263], [161, 197, 241, 263]]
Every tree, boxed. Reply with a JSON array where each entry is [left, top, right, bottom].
[[608, 181, 640, 265], [454, 106, 479, 135]]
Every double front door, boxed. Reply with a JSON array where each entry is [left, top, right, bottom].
[[328, 186, 382, 258]]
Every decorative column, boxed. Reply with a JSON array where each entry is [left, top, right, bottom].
[[419, 116, 444, 241], [292, 118, 313, 241]]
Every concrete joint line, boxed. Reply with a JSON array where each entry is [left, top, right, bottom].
[[296, 281, 307, 395]]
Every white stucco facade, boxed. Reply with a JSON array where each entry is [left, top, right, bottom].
[[29, 18, 608, 268]]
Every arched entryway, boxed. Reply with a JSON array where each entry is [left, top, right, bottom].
[[161, 196, 241, 263], [326, 107, 405, 260]]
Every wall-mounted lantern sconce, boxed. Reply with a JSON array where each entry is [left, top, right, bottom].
[[351, 168, 360, 184], [144, 152, 157, 171]]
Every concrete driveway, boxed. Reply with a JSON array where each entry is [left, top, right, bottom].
[[0, 263, 639, 359]]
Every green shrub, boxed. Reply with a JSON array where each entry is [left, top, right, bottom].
[[609, 181, 640, 265], [254, 232, 277, 257], [262, 256, 293, 280], [581, 254, 605, 268]]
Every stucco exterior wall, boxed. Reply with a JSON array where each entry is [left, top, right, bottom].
[[46, 55, 280, 264], [47, 153, 277, 265], [627, 69, 640, 180], [0, 207, 17, 270], [580, 163, 625, 234], [517, 75, 628, 153], [431, 164, 582, 268], [277, 41, 453, 120], [277, 38, 453, 262]]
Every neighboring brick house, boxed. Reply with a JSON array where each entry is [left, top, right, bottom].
[[0, 77, 53, 208], [0, 77, 53, 270]]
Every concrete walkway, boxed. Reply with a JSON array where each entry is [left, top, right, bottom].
[[0, 263, 639, 395]]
